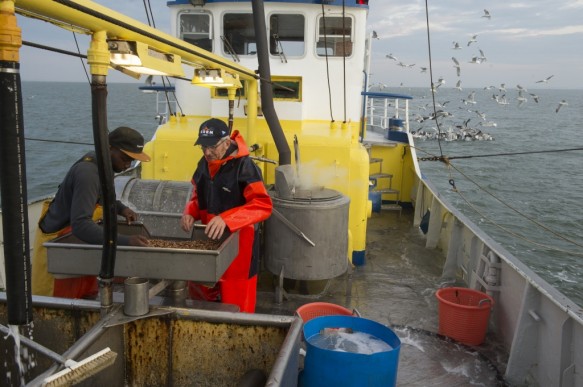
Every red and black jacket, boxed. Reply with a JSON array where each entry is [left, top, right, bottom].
[[184, 131, 272, 277]]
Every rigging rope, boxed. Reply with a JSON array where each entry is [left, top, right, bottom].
[[142, 0, 185, 117], [415, 144, 583, 254], [423, 0, 444, 157], [321, 2, 335, 122], [23, 40, 85, 59], [71, 31, 90, 84], [452, 179, 583, 256], [24, 137, 92, 146], [142, 0, 153, 27], [418, 146, 583, 162]]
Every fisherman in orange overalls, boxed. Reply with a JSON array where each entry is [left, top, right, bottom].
[[32, 127, 151, 299], [180, 118, 272, 313]]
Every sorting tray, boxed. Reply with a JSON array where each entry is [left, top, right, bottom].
[[45, 223, 239, 284]]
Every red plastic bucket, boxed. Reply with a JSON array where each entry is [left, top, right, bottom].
[[295, 302, 354, 323], [435, 287, 494, 346]]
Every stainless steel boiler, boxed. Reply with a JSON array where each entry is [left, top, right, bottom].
[[264, 187, 350, 281]]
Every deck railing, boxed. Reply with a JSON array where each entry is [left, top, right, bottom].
[[361, 91, 413, 132], [139, 85, 178, 125]]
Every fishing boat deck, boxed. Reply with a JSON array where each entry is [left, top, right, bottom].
[[256, 208, 508, 386]]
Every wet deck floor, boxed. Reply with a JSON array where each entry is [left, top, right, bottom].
[[256, 208, 508, 386]]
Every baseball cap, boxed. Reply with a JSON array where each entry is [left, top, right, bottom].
[[109, 126, 151, 162], [195, 118, 230, 147]]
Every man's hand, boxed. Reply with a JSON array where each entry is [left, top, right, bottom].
[[181, 214, 195, 232], [120, 208, 138, 224], [205, 216, 227, 240], [128, 235, 149, 247]]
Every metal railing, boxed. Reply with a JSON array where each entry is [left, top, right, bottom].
[[361, 91, 413, 132]]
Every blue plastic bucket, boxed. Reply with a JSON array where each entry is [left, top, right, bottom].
[[388, 118, 404, 130], [369, 190, 382, 213], [301, 316, 401, 387]]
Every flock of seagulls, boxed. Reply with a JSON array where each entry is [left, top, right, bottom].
[[374, 8, 569, 141]]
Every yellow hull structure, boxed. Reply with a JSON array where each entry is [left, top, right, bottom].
[[141, 116, 372, 265]]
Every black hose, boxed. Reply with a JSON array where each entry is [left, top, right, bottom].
[[90, 77, 117, 280], [250, 0, 291, 166], [0, 61, 33, 325]]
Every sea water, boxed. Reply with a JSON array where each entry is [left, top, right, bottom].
[[371, 87, 583, 307], [14, 82, 583, 308], [308, 329, 393, 354]]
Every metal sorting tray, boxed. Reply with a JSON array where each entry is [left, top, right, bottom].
[[45, 223, 239, 284]]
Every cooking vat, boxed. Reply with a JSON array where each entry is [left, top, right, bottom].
[[264, 187, 350, 280]]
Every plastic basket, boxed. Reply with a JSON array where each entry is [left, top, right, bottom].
[[435, 287, 494, 346], [295, 302, 355, 323]]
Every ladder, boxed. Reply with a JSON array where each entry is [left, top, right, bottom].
[[369, 156, 402, 214]]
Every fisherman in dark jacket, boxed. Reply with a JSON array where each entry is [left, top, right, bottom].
[[32, 127, 150, 298], [181, 118, 272, 313]]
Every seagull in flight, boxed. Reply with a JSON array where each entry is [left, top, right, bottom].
[[556, 100, 568, 113], [467, 34, 478, 46], [420, 67, 427, 73], [462, 91, 476, 105], [455, 80, 462, 91], [481, 9, 491, 19], [474, 110, 486, 121], [372, 30, 379, 39], [468, 56, 483, 64], [516, 84, 528, 92], [431, 77, 445, 92], [516, 90, 527, 107], [397, 62, 415, 68], [452, 57, 461, 76], [386, 53, 398, 61], [452, 41, 462, 50], [536, 75, 554, 83], [529, 93, 540, 103], [499, 83, 506, 92]]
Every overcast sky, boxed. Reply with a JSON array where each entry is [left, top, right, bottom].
[[17, 0, 583, 89]]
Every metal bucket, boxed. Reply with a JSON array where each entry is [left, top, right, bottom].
[[264, 188, 349, 280], [301, 315, 401, 387], [124, 277, 149, 316]]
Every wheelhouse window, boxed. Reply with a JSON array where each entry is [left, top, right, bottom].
[[269, 14, 305, 58], [223, 14, 256, 56], [316, 15, 353, 57], [179, 12, 212, 52]]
